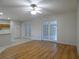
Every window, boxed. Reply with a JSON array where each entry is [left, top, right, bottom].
[[25, 23, 31, 38], [42, 20, 57, 41]]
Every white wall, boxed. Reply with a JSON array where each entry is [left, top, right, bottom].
[[21, 21, 31, 39], [21, 11, 76, 45], [57, 11, 77, 45], [10, 21, 21, 41], [30, 17, 56, 40], [0, 34, 11, 47], [77, 2, 79, 55], [31, 19, 42, 40], [0, 20, 21, 47], [21, 17, 56, 40], [0, 11, 76, 47], [0, 20, 11, 47]]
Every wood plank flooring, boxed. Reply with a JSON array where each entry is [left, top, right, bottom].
[[0, 40, 78, 59]]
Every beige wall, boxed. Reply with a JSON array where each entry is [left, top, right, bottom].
[[77, 2, 79, 55]]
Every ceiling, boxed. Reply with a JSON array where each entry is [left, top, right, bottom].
[[0, 0, 78, 21]]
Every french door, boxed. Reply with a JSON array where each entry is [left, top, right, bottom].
[[42, 20, 57, 41]]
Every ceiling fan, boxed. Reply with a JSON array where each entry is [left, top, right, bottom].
[[25, 0, 43, 15]]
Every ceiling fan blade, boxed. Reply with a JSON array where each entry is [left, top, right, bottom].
[[24, 9, 31, 11], [26, 0, 43, 4], [37, 11, 42, 14], [26, 0, 32, 4], [35, 7, 42, 11], [23, 1, 31, 6]]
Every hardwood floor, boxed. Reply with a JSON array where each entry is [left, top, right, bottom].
[[0, 40, 78, 59]]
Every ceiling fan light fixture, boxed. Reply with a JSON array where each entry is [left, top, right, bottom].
[[8, 17, 11, 20], [0, 12, 3, 16], [29, 4, 42, 15], [31, 4, 37, 8], [31, 10, 37, 15]]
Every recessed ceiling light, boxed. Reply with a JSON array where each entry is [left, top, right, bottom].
[[0, 12, 3, 16]]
